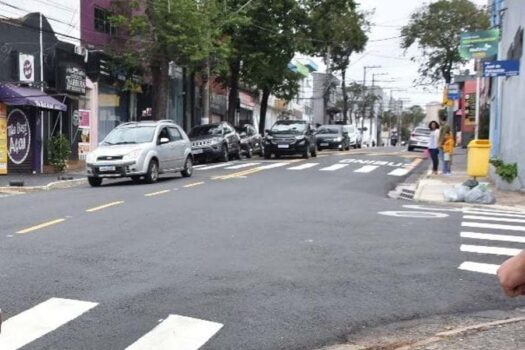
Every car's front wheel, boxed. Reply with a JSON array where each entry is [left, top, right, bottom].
[[181, 157, 193, 178], [220, 145, 229, 162], [144, 159, 159, 184], [88, 177, 102, 187]]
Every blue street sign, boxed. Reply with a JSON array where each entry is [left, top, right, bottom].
[[448, 83, 460, 100], [483, 60, 520, 77]]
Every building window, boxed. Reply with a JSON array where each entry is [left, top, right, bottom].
[[94, 7, 116, 35]]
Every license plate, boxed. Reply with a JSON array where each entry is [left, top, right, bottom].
[[192, 149, 204, 154], [278, 144, 289, 149], [320, 143, 329, 147], [99, 166, 116, 172]]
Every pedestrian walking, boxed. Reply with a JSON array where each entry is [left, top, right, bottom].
[[438, 114, 451, 173], [428, 121, 440, 175], [442, 130, 454, 175]]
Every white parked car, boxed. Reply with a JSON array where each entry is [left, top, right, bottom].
[[343, 125, 362, 148], [86, 120, 193, 187]]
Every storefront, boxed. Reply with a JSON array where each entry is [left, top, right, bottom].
[[0, 84, 67, 174]]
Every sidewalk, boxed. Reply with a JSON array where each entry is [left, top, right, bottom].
[[0, 171, 86, 193], [414, 148, 525, 210], [318, 308, 525, 350]]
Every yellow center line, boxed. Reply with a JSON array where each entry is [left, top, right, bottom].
[[183, 182, 205, 188], [86, 201, 125, 213], [213, 167, 263, 180], [17, 218, 66, 234], [144, 190, 171, 197]]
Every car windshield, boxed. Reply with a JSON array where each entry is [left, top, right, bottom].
[[102, 126, 156, 145], [190, 125, 222, 137], [414, 128, 431, 135], [271, 122, 306, 135], [317, 126, 341, 135]]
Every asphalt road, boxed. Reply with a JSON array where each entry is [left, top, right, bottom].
[[0, 148, 523, 350]]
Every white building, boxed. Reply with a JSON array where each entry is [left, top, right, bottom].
[[424, 101, 442, 126], [488, 0, 525, 191]]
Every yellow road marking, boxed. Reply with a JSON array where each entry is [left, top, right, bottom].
[[145, 190, 171, 197], [183, 182, 205, 188], [406, 158, 423, 169], [86, 201, 124, 213], [213, 167, 263, 180], [17, 218, 66, 234]]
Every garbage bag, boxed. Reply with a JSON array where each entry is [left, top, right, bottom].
[[465, 185, 496, 204], [443, 185, 470, 202]]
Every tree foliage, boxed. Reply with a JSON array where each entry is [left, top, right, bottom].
[[400, 0, 489, 84]]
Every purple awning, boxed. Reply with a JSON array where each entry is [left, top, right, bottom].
[[0, 84, 67, 111]]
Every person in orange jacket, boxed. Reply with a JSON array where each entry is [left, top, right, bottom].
[[442, 130, 454, 175]]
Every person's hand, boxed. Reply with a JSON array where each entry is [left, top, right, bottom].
[[497, 251, 525, 297]]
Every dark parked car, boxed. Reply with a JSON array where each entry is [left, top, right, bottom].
[[235, 124, 263, 158], [189, 122, 241, 162], [316, 124, 350, 151], [263, 120, 317, 159]]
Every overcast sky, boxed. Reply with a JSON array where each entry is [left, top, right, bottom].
[[2, 0, 488, 108], [344, 0, 487, 107]]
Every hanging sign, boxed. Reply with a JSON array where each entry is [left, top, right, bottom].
[[0, 103, 7, 174], [19, 53, 35, 82], [483, 60, 520, 77], [448, 83, 460, 100], [78, 109, 91, 159], [460, 29, 500, 60], [7, 109, 31, 165]]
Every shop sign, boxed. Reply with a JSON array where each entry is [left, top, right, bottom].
[[447, 83, 460, 100], [0, 103, 7, 174], [239, 91, 255, 109], [78, 109, 91, 160], [19, 53, 35, 82], [58, 65, 86, 94], [7, 109, 31, 165], [460, 29, 500, 60]]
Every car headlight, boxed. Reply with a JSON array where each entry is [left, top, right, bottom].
[[334, 137, 342, 142], [295, 136, 305, 141], [86, 152, 97, 163], [123, 149, 142, 161], [265, 135, 273, 141]]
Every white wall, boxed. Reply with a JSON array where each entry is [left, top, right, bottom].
[[497, 0, 525, 189]]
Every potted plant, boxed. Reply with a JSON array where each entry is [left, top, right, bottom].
[[490, 159, 522, 191], [48, 134, 72, 174]]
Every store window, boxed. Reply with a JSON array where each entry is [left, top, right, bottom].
[[94, 7, 116, 35]]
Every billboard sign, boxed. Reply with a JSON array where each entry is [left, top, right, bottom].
[[460, 29, 500, 60]]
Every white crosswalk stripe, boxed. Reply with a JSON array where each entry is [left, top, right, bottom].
[[225, 162, 261, 170], [320, 164, 349, 172], [257, 162, 290, 170], [126, 315, 223, 350], [0, 298, 98, 350], [0, 299, 223, 350], [196, 163, 235, 170], [354, 165, 379, 173], [387, 168, 410, 176], [287, 163, 319, 170], [458, 208, 525, 276]]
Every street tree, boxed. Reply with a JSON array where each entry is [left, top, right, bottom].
[[305, 0, 368, 123], [400, 0, 489, 84], [111, 0, 232, 120], [238, 0, 308, 133]]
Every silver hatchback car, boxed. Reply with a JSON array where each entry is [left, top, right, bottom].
[[86, 120, 193, 187]]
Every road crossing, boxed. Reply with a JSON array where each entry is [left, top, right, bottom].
[[457, 207, 525, 276], [0, 298, 223, 350], [194, 156, 418, 177]]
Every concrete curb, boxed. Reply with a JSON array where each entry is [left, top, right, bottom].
[[0, 178, 86, 193]]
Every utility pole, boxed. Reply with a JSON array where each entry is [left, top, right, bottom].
[[371, 72, 387, 147], [361, 65, 381, 145]]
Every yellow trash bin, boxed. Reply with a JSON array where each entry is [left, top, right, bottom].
[[467, 139, 491, 177]]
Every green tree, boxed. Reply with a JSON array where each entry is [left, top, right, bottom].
[[111, 0, 233, 120], [402, 105, 425, 129], [305, 0, 368, 123], [400, 0, 489, 84]]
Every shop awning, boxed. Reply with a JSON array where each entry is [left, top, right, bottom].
[[0, 84, 67, 111]]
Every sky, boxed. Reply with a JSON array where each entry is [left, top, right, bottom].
[[341, 0, 487, 108], [1, 0, 488, 108]]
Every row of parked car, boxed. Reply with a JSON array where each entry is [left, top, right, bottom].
[[85, 119, 364, 187]]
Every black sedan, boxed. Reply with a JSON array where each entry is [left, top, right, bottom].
[[235, 124, 263, 158], [316, 125, 351, 151]]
